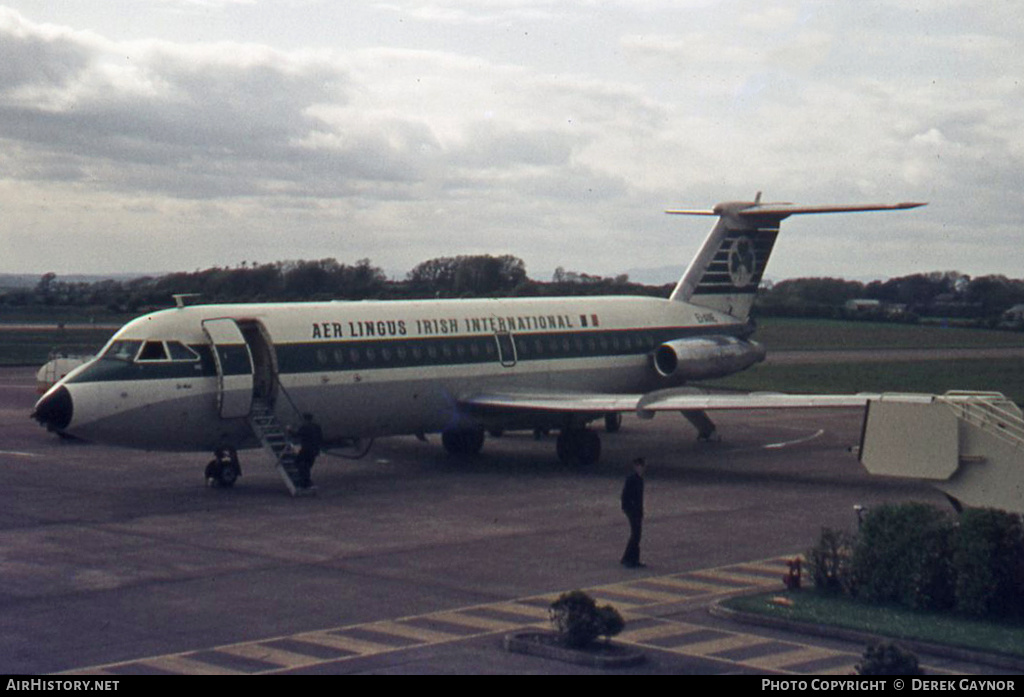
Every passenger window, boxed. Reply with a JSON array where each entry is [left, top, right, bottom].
[[138, 341, 169, 362]]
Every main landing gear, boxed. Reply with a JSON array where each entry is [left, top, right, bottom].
[[205, 448, 242, 488], [441, 414, 618, 467], [682, 409, 720, 442], [441, 427, 486, 456]]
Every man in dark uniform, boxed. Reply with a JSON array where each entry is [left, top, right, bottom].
[[293, 413, 323, 489], [620, 457, 646, 568]]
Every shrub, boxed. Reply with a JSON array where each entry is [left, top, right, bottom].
[[806, 527, 856, 595], [851, 503, 955, 611], [549, 590, 625, 648], [855, 641, 923, 676], [953, 508, 1024, 619]]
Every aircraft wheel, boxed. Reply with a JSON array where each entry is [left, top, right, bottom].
[[442, 427, 485, 456], [217, 460, 240, 488], [604, 413, 622, 433], [556, 428, 601, 467], [205, 458, 240, 488], [204, 459, 218, 485]]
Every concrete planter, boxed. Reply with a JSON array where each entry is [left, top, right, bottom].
[[503, 631, 645, 669]]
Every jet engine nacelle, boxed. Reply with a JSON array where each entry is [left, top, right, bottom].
[[652, 336, 766, 380]]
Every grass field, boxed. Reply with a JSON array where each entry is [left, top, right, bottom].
[[0, 326, 118, 366], [724, 590, 1024, 661], [700, 318, 1024, 405], [701, 358, 1024, 406]]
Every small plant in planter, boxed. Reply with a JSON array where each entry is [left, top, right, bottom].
[[549, 590, 625, 648]]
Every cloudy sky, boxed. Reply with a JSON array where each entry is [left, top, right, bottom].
[[0, 1, 1021, 283]]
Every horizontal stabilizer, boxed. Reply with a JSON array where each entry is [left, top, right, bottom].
[[666, 201, 926, 219], [665, 195, 926, 317]]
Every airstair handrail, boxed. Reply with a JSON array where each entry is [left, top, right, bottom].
[[936, 392, 1024, 451]]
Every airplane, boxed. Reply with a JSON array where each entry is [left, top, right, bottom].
[[32, 194, 925, 494]]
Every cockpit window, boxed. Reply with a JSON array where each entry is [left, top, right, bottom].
[[102, 340, 142, 362], [138, 341, 169, 362], [166, 341, 200, 361]]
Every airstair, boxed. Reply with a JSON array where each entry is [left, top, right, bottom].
[[248, 399, 312, 496], [859, 391, 1024, 514]]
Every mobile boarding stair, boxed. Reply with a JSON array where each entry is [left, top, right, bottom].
[[249, 399, 314, 496], [859, 391, 1024, 514]]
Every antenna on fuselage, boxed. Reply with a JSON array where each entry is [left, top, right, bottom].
[[173, 294, 201, 309]]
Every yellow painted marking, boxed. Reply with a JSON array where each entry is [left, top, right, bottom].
[[133, 655, 246, 675], [817, 662, 861, 675], [427, 611, 525, 631], [58, 668, 119, 676], [735, 560, 794, 575], [527, 594, 561, 607], [603, 584, 688, 604], [60, 556, 910, 677], [487, 602, 551, 621], [690, 568, 782, 586], [642, 576, 725, 593], [293, 631, 394, 656], [743, 646, 842, 671], [676, 633, 771, 657], [584, 593, 644, 611], [619, 621, 705, 643], [216, 643, 318, 669], [366, 620, 463, 643]]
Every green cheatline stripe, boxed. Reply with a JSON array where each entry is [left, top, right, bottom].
[[65, 325, 752, 383]]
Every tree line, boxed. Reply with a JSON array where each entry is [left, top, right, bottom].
[[758, 271, 1024, 327], [0, 256, 667, 315], [3, 259, 1023, 329]]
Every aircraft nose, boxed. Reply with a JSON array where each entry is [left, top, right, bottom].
[[32, 386, 74, 432]]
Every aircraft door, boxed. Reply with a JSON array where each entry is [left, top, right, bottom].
[[494, 330, 517, 368], [202, 318, 255, 419]]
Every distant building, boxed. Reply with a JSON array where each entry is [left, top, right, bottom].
[[1000, 304, 1024, 329], [844, 299, 882, 312], [844, 299, 908, 319]]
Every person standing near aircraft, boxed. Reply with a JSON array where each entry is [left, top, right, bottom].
[[620, 457, 647, 568], [292, 413, 323, 489]]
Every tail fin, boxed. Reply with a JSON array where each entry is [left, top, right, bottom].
[[667, 194, 926, 320]]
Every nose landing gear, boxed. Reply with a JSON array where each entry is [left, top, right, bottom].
[[205, 448, 242, 488]]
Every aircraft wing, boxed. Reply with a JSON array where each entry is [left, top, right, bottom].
[[461, 389, 880, 417]]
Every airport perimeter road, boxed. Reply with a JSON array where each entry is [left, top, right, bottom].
[[769, 346, 1024, 364], [0, 367, 1001, 675]]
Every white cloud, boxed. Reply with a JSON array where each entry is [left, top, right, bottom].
[[0, 2, 1021, 281]]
